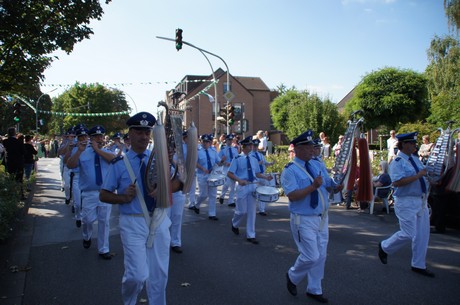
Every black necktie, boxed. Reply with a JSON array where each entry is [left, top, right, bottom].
[[137, 154, 156, 211], [205, 149, 212, 171], [408, 156, 427, 194], [305, 161, 318, 208], [246, 156, 255, 182], [94, 153, 102, 186]]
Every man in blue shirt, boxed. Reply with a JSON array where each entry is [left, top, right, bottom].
[[378, 132, 434, 278], [67, 125, 115, 260], [100, 112, 171, 305], [218, 134, 239, 206], [281, 130, 342, 304]]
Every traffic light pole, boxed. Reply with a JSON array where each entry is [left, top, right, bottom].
[[156, 36, 231, 136]]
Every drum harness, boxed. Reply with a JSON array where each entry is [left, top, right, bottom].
[[292, 160, 328, 235], [123, 153, 166, 248]]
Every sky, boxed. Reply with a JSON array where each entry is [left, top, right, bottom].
[[40, 0, 451, 114]]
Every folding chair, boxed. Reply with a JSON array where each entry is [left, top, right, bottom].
[[370, 185, 392, 215]]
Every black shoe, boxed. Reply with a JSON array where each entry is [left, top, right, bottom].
[[76, 220, 82, 228], [231, 225, 239, 235], [171, 246, 183, 254], [71, 206, 75, 213], [208, 216, 219, 221], [83, 239, 91, 249], [378, 242, 387, 264], [286, 273, 297, 296], [61, 187, 64, 192], [228, 203, 236, 207], [246, 238, 259, 244], [219, 197, 224, 204], [65, 199, 70, 205], [189, 206, 199, 214], [259, 211, 267, 216], [306, 292, 328, 303], [99, 252, 112, 260], [411, 267, 435, 278]]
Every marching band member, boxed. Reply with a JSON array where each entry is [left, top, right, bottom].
[[378, 132, 434, 277], [281, 130, 342, 304], [100, 112, 171, 305], [67, 125, 115, 260], [188, 134, 224, 220], [228, 136, 271, 244], [218, 134, 239, 207], [250, 138, 274, 216], [58, 128, 76, 205]]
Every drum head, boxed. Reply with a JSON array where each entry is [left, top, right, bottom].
[[256, 186, 279, 195]]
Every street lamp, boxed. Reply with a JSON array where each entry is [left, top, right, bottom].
[[36, 88, 57, 133]]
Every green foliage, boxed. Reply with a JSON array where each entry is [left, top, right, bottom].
[[270, 88, 346, 144], [0, 0, 111, 97], [397, 121, 452, 146], [444, 0, 460, 32], [345, 67, 429, 130], [425, 35, 460, 127], [0, 169, 24, 241], [49, 83, 131, 135]]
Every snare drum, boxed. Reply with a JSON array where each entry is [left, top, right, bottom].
[[255, 186, 280, 203], [208, 174, 226, 187]]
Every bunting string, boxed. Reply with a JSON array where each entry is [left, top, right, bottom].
[[39, 110, 129, 117], [40, 79, 215, 88]]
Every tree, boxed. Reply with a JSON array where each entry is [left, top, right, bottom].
[[270, 88, 345, 143], [444, 0, 460, 33], [49, 83, 131, 135], [0, 0, 111, 97], [345, 67, 429, 130]]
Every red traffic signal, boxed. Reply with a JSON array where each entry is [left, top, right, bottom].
[[175, 28, 183, 51]]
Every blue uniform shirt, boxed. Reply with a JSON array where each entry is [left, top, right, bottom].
[[390, 152, 427, 197], [250, 150, 267, 173], [281, 156, 331, 216], [71, 146, 113, 191], [228, 153, 261, 181], [101, 149, 153, 214], [219, 145, 239, 167], [196, 147, 221, 176]]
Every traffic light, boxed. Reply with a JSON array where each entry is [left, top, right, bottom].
[[227, 105, 235, 125], [217, 107, 227, 125], [13, 102, 21, 122], [175, 28, 183, 51]]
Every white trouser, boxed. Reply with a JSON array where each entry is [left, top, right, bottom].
[[63, 166, 71, 200], [232, 184, 257, 238], [72, 173, 82, 221], [381, 196, 429, 269], [119, 214, 171, 305], [81, 190, 112, 254], [167, 191, 185, 247], [220, 174, 236, 204], [288, 213, 329, 295], [195, 175, 218, 217], [60, 157, 65, 188]]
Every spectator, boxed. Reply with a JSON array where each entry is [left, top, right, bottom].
[[333, 135, 344, 157], [24, 135, 38, 191], [418, 135, 433, 165], [3, 127, 25, 199], [387, 130, 398, 163], [256, 130, 267, 154], [0, 137, 5, 167], [322, 136, 331, 158], [372, 160, 392, 198]]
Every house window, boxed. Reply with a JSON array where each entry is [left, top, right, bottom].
[[223, 82, 231, 93]]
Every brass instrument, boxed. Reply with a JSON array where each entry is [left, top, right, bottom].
[[331, 110, 365, 185], [426, 120, 460, 184], [144, 98, 197, 206]]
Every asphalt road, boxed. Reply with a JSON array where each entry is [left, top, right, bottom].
[[1, 157, 459, 305]]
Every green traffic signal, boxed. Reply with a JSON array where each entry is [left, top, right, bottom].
[[14, 116, 20, 122]]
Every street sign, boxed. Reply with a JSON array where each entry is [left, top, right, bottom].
[[223, 90, 235, 102]]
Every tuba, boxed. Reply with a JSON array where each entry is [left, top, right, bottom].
[[144, 98, 198, 207], [426, 120, 460, 189], [331, 110, 365, 185]]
